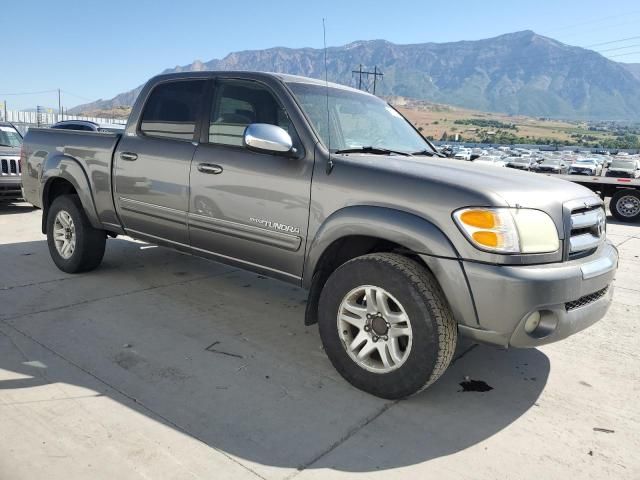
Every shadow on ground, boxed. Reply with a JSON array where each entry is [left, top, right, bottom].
[[0, 237, 550, 474], [0, 200, 36, 216]]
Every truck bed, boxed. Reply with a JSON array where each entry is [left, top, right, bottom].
[[550, 173, 640, 188], [21, 128, 122, 227]]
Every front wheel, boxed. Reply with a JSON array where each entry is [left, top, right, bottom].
[[318, 253, 457, 399], [610, 190, 640, 223], [47, 194, 106, 273]]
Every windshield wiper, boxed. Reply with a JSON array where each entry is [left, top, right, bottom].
[[410, 149, 438, 157], [333, 146, 412, 156], [0, 143, 17, 147]]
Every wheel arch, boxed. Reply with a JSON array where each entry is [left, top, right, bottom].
[[40, 155, 101, 234], [303, 206, 458, 288], [302, 206, 462, 326]]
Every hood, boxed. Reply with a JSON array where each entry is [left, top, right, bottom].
[[0, 146, 20, 156], [607, 167, 634, 173], [338, 155, 599, 237]]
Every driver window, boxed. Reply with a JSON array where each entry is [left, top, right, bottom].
[[209, 80, 294, 147]]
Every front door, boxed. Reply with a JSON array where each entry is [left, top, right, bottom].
[[114, 79, 206, 245], [189, 78, 314, 282]]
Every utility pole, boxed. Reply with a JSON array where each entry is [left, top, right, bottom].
[[58, 89, 61, 122], [373, 66, 378, 94], [2, 100, 6, 122], [351, 65, 384, 95]]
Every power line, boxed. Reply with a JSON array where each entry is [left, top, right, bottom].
[[560, 20, 640, 43], [595, 43, 640, 54], [543, 10, 640, 34], [584, 35, 640, 48], [60, 90, 94, 102], [0, 89, 57, 96], [608, 50, 640, 59]]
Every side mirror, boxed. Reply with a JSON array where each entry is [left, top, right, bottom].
[[244, 123, 293, 155]]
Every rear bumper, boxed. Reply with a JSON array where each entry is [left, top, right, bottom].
[[458, 241, 618, 348], [0, 177, 22, 198]]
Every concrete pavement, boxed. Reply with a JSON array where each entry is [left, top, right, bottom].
[[1, 200, 638, 479]]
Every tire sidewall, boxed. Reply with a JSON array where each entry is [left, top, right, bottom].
[[318, 257, 442, 399], [611, 190, 640, 223], [47, 196, 90, 273]]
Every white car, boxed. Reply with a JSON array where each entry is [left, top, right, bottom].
[[473, 155, 507, 167], [454, 149, 472, 161], [569, 158, 602, 176]]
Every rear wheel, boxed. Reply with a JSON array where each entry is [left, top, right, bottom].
[[610, 190, 640, 222], [46, 195, 106, 273], [318, 253, 457, 399]]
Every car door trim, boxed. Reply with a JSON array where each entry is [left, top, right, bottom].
[[119, 196, 187, 224], [188, 212, 302, 252]]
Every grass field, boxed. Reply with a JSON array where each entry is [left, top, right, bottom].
[[392, 97, 618, 145]]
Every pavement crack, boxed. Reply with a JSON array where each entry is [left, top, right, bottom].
[[0, 275, 78, 291], [0, 327, 31, 361], [0, 319, 266, 480], [285, 400, 399, 479], [1, 269, 239, 324], [0, 393, 104, 407], [615, 285, 640, 293], [451, 343, 479, 364]]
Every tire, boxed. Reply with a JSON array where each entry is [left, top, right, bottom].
[[46, 194, 106, 273], [610, 190, 640, 223], [318, 253, 457, 399]]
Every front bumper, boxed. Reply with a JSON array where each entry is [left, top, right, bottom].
[[458, 241, 618, 348], [0, 177, 22, 198]]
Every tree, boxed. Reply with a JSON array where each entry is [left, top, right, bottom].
[[440, 131, 448, 142]]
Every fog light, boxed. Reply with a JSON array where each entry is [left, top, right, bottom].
[[523, 310, 558, 339], [524, 311, 541, 334]]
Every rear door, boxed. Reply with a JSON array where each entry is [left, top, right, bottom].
[[188, 78, 314, 281], [114, 79, 207, 245]]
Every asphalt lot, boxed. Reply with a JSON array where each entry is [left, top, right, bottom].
[[1, 200, 638, 480]]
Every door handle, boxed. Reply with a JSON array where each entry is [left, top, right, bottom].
[[120, 152, 138, 161], [197, 163, 223, 174]]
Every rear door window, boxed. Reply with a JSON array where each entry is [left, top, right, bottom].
[[140, 80, 206, 140]]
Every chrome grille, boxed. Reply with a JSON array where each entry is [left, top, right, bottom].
[[565, 286, 609, 311], [0, 157, 21, 176], [568, 205, 605, 258]]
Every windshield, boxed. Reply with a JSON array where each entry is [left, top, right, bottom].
[[0, 126, 22, 147], [576, 159, 595, 164], [514, 157, 530, 163], [610, 159, 635, 169], [287, 82, 435, 155], [541, 159, 561, 165]]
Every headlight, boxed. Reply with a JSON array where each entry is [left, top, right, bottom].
[[453, 208, 560, 254]]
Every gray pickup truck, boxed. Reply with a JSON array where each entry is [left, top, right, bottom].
[[21, 72, 618, 399]]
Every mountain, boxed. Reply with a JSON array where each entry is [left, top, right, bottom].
[[622, 63, 640, 81], [70, 31, 640, 121]]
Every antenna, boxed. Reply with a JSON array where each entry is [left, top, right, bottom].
[[323, 18, 334, 174]]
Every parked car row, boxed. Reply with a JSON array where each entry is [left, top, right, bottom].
[[441, 144, 640, 179]]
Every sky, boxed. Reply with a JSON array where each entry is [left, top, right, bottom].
[[3, 0, 640, 110]]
